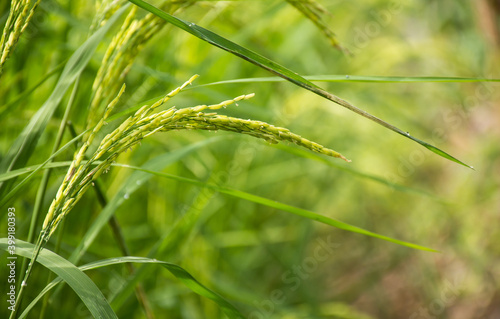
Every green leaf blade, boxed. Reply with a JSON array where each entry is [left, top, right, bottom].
[[0, 239, 118, 319], [18, 256, 245, 319], [114, 164, 438, 252], [127, 0, 471, 168], [196, 75, 500, 86]]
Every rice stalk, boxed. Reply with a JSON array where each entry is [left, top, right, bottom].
[[90, 0, 125, 32], [0, 0, 42, 76], [87, 1, 198, 136], [10, 74, 347, 317], [87, 5, 159, 133], [42, 74, 348, 240]]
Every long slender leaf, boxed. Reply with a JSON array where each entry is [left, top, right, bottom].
[[134, 64, 500, 86], [112, 163, 438, 252], [0, 149, 445, 205], [196, 75, 500, 86], [0, 5, 129, 199], [0, 161, 73, 183], [0, 155, 441, 202], [127, 0, 472, 168], [19, 256, 245, 319], [0, 153, 437, 251], [0, 239, 118, 319]]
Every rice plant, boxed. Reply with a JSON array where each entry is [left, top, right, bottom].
[[0, 0, 41, 75], [1, 0, 498, 318]]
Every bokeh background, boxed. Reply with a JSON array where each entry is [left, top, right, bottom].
[[1, 0, 499, 318]]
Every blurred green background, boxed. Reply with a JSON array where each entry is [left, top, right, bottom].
[[1, 0, 499, 318]]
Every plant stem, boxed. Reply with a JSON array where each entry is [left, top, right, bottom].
[[15, 77, 80, 318], [93, 182, 156, 319], [10, 235, 44, 319], [39, 218, 66, 319], [67, 121, 156, 319]]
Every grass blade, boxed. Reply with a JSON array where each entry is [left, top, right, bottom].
[[197, 75, 500, 86], [0, 148, 445, 204], [127, 0, 472, 168], [94, 257, 245, 319], [0, 238, 118, 319], [113, 164, 438, 252], [1, 154, 437, 251], [19, 256, 245, 319]]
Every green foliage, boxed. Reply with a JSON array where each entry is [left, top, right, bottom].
[[0, 239, 245, 319], [1, 0, 499, 318]]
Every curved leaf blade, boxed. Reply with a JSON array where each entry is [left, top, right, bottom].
[[127, 0, 472, 168], [0, 239, 118, 319], [113, 163, 438, 252], [196, 75, 500, 86], [19, 256, 245, 319]]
